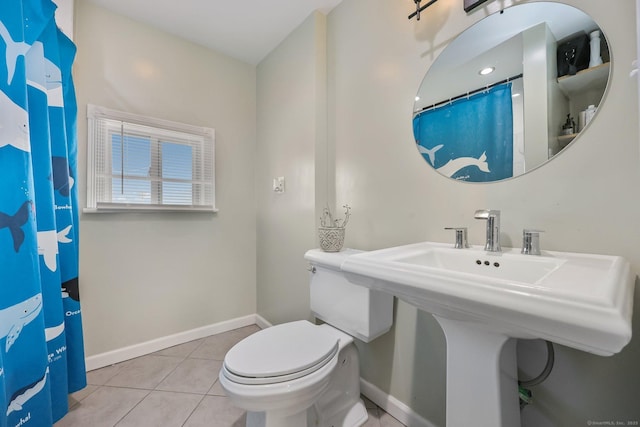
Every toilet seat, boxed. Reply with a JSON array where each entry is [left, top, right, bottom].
[[223, 321, 339, 385]]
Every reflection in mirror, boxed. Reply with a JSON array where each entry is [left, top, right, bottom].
[[413, 3, 610, 182]]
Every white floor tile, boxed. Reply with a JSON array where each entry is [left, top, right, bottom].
[[207, 379, 226, 396], [183, 395, 246, 427], [189, 326, 259, 360], [105, 355, 182, 389], [68, 384, 99, 409], [156, 358, 222, 394], [153, 339, 203, 358], [115, 390, 203, 427], [55, 387, 149, 427], [86, 364, 123, 386]]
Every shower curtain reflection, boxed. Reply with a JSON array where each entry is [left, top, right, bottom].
[[413, 83, 514, 182]]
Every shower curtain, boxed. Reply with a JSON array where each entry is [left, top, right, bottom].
[[0, 1, 86, 426], [413, 83, 514, 182]]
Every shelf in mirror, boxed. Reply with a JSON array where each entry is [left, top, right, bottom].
[[557, 62, 610, 97], [557, 133, 578, 145], [555, 133, 578, 157]]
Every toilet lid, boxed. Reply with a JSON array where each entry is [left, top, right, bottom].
[[223, 321, 339, 384]]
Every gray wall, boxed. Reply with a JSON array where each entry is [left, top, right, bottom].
[[256, 12, 329, 323], [258, 0, 640, 426], [74, 0, 257, 356]]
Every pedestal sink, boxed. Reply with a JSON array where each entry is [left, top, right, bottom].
[[341, 242, 634, 427]]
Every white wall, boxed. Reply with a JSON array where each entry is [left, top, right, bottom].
[[258, 0, 640, 426], [256, 12, 328, 324], [74, 0, 257, 356]]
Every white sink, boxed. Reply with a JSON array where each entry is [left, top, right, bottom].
[[342, 241, 633, 356], [342, 241, 635, 427]]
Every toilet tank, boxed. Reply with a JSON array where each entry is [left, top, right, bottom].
[[305, 249, 393, 343]]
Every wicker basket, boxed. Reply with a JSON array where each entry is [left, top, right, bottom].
[[318, 227, 345, 252]]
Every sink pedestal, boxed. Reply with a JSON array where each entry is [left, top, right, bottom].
[[434, 316, 520, 427]]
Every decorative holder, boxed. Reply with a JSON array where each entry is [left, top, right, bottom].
[[318, 205, 351, 252]]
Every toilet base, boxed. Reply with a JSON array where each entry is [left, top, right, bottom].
[[317, 398, 368, 427], [245, 399, 367, 427], [246, 410, 306, 427]]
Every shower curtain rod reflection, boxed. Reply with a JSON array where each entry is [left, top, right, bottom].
[[415, 73, 523, 115]]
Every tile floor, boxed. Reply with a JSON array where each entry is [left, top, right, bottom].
[[55, 325, 406, 427]]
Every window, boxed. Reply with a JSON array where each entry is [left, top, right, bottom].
[[86, 105, 216, 212]]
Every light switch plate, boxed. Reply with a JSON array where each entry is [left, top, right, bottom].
[[273, 176, 285, 193]]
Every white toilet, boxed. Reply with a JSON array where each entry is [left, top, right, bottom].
[[219, 248, 394, 427]]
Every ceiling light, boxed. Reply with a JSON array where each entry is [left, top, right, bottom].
[[479, 67, 495, 76], [415, 96, 421, 101]]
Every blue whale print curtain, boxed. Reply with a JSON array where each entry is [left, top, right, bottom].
[[0, 1, 86, 426], [414, 83, 514, 182]]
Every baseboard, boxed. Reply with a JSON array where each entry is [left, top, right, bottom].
[[85, 314, 258, 371], [360, 378, 439, 427], [254, 313, 272, 329]]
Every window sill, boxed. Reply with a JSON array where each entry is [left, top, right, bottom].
[[83, 205, 219, 214]]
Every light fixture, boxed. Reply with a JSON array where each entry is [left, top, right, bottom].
[[409, 0, 439, 21], [415, 96, 421, 101], [512, 93, 521, 98], [464, 0, 490, 13], [409, 0, 491, 21], [479, 67, 495, 75]]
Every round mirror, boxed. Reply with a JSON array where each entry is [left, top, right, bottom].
[[413, 3, 610, 182]]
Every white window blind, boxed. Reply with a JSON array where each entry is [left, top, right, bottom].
[[86, 105, 216, 212]]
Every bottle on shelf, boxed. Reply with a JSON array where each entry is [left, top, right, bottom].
[[589, 30, 603, 68]]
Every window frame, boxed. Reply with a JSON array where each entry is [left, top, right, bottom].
[[86, 104, 217, 213]]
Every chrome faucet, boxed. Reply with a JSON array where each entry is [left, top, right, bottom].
[[474, 209, 501, 252]]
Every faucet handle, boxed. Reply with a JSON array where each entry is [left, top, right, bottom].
[[521, 229, 544, 255], [445, 227, 469, 249], [474, 209, 500, 219]]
